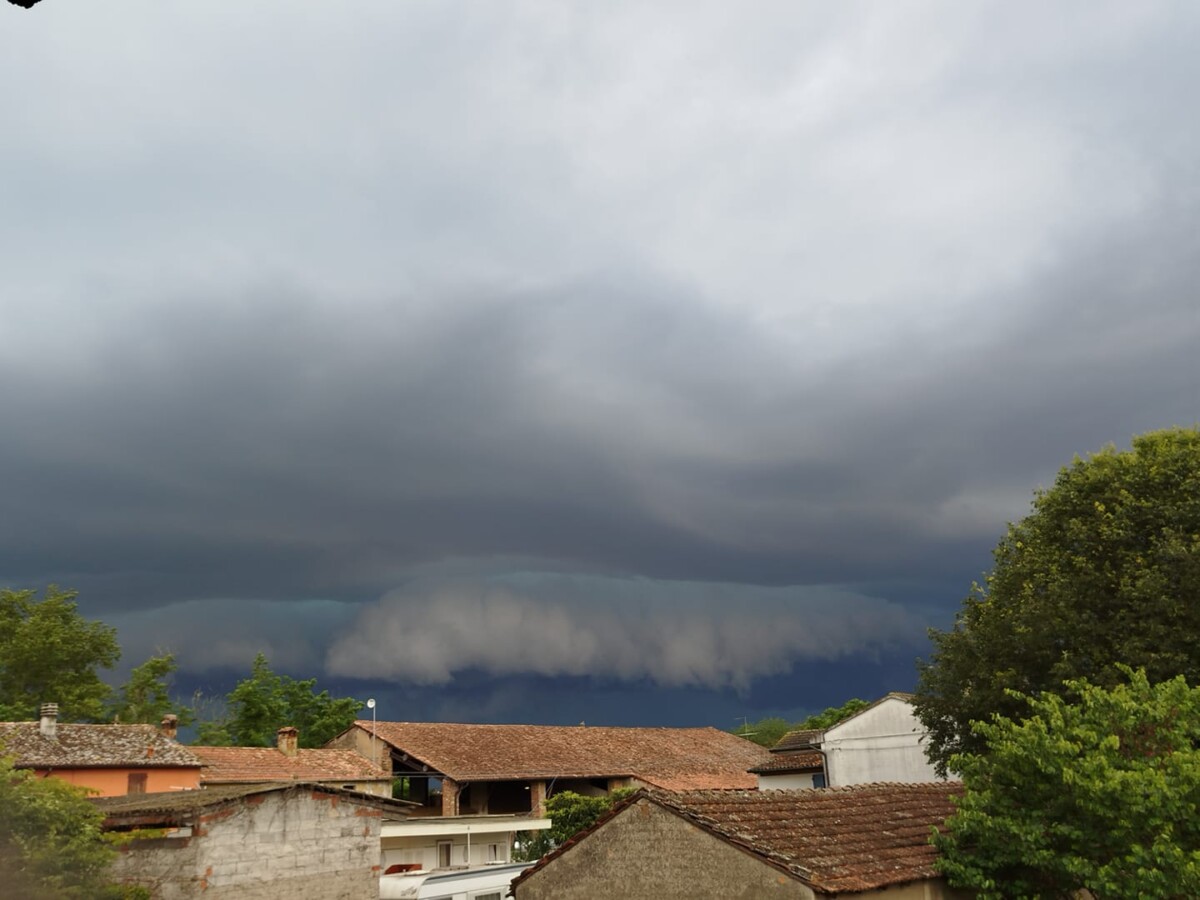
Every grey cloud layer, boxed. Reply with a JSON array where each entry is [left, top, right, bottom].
[[1, 2, 1198, 693], [324, 576, 924, 689]]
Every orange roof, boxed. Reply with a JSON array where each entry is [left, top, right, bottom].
[[191, 745, 390, 785], [516, 782, 962, 895], [349, 721, 768, 789]]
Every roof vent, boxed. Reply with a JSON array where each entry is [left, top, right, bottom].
[[39, 703, 59, 739]]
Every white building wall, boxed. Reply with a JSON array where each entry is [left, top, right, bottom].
[[382, 833, 512, 871], [821, 697, 942, 786], [756, 772, 817, 790]]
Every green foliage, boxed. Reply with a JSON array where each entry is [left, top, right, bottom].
[[733, 699, 872, 747], [915, 427, 1200, 775], [935, 668, 1200, 899], [796, 698, 872, 731], [107, 653, 194, 727], [513, 788, 637, 862], [0, 586, 121, 722], [193, 653, 361, 748], [734, 717, 793, 747], [0, 754, 138, 899]]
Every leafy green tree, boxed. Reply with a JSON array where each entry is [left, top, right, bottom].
[[107, 653, 194, 727], [514, 788, 637, 861], [914, 427, 1200, 775], [0, 586, 120, 721], [796, 698, 872, 731], [935, 668, 1200, 899], [193, 653, 361, 748], [0, 754, 144, 899], [733, 700, 872, 747]]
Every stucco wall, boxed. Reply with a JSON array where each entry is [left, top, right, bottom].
[[111, 788, 381, 900], [515, 799, 816, 900], [822, 698, 942, 786], [757, 772, 818, 790], [38, 766, 199, 796]]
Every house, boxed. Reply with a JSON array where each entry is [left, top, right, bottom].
[[0, 704, 201, 796], [748, 728, 826, 789], [754, 694, 943, 789], [191, 726, 393, 795], [511, 782, 970, 900], [326, 722, 770, 816], [96, 782, 414, 900]]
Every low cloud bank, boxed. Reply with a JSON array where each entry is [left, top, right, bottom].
[[325, 576, 925, 691]]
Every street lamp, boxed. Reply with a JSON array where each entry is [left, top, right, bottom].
[[366, 699, 377, 769]]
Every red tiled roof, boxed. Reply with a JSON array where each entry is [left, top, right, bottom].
[[515, 782, 962, 896], [0, 723, 201, 769], [191, 746, 390, 785], [748, 750, 824, 774], [349, 722, 769, 789], [772, 729, 823, 751]]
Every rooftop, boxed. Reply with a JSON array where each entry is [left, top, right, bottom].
[[771, 729, 824, 752], [748, 750, 824, 775], [348, 722, 769, 789], [0, 722, 201, 769], [192, 745, 390, 785], [516, 782, 962, 895], [94, 782, 414, 827]]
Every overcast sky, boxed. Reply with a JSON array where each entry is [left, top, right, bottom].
[[2, 1, 1197, 728]]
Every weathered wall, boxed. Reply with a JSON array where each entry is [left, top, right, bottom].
[[515, 799, 816, 900], [39, 766, 199, 796], [822, 698, 942, 786], [111, 788, 381, 900]]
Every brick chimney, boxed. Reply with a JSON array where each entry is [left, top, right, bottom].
[[39, 703, 59, 739], [160, 714, 179, 741], [276, 726, 299, 757]]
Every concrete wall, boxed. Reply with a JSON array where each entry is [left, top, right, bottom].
[[515, 798, 816, 900], [821, 697, 942, 786], [110, 788, 382, 900], [37, 766, 199, 796]]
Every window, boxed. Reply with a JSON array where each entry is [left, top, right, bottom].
[[487, 842, 501, 862], [127, 773, 147, 794], [436, 841, 452, 868], [471, 894, 502, 900], [812, 772, 827, 789]]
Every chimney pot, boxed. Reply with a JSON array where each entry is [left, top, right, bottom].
[[160, 714, 179, 741], [39, 703, 59, 739], [277, 726, 299, 757]]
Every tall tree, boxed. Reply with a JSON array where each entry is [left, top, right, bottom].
[[935, 669, 1200, 899], [914, 427, 1200, 774], [0, 586, 120, 721], [194, 653, 361, 748], [0, 754, 144, 899], [733, 700, 872, 748], [107, 653, 194, 727]]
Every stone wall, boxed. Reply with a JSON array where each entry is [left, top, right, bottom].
[[515, 798, 816, 900], [111, 788, 382, 900]]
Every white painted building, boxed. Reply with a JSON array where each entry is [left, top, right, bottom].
[[755, 693, 944, 790], [380, 813, 550, 873]]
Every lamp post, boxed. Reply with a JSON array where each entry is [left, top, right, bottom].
[[367, 698, 377, 769]]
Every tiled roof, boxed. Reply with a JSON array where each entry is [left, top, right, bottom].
[[0, 723, 202, 769], [93, 782, 413, 827], [656, 783, 961, 893], [192, 745, 390, 785], [515, 782, 962, 896], [748, 751, 824, 774], [772, 729, 823, 752], [350, 722, 769, 789]]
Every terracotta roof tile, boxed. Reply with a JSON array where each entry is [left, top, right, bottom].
[[191, 746, 390, 784], [0, 723, 201, 769], [748, 750, 824, 774], [772, 729, 823, 751], [93, 782, 413, 827], [654, 783, 962, 893], [353, 722, 768, 789]]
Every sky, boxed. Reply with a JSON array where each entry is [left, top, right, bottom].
[[1, 1, 1198, 729]]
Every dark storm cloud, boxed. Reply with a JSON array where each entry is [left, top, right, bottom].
[[1, 2, 1198, 703]]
